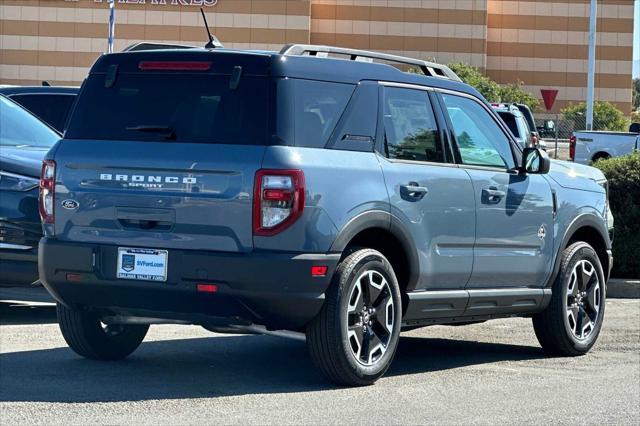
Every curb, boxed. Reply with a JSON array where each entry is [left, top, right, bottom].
[[607, 278, 640, 299]]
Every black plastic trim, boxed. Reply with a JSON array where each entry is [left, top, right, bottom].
[[544, 212, 612, 288]]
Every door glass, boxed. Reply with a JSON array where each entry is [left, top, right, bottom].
[[383, 87, 444, 163], [442, 94, 515, 169]]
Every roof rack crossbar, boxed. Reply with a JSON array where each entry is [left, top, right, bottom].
[[279, 44, 461, 82]]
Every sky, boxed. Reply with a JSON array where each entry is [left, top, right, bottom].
[[634, 0, 639, 78]]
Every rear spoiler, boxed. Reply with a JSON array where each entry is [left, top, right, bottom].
[[122, 42, 200, 52]]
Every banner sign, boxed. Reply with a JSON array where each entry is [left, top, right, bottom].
[[93, 0, 218, 5]]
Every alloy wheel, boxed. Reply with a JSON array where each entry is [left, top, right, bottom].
[[345, 270, 394, 366], [566, 260, 601, 340]]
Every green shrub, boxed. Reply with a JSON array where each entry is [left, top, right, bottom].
[[561, 101, 628, 132], [593, 152, 640, 278]]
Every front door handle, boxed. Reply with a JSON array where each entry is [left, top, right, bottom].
[[400, 182, 428, 199], [482, 186, 506, 204]]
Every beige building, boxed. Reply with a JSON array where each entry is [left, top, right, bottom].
[[0, 0, 635, 114]]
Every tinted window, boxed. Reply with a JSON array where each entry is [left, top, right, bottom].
[[281, 79, 354, 148], [0, 96, 60, 148], [10, 94, 76, 133], [66, 73, 269, 144], [442, 94, 515, 169], [497, 111, 520, 138], [325, 83, 378, 152], [383, 87, 444, 163]]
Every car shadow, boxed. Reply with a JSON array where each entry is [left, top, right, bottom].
[[0, 302, 57, 325], [0, 333, 546, 403]]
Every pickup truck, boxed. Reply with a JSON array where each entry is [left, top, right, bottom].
[[570, 123, 639, 164]]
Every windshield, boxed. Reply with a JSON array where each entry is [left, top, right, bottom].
[[65, 73, 269, 144], [0, 96, 60, 148]]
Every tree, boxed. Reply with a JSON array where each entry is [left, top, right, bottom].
[[561, 101, 628, 132], [447, 63, 539, 111], [633, 78, 639, 111], [447, 62, 501, 102], [498, 81, 540, 111]]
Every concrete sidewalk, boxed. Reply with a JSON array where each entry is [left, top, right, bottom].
[[608, 278, 640, 299]]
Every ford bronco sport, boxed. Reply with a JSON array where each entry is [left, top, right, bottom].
[[39, 45, 613, 386]]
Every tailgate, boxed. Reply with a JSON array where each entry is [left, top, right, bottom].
[[53, 140, 263, 253]]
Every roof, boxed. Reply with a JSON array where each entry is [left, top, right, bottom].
[[90, 46, 484, 101]]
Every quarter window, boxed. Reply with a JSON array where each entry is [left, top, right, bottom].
[[383, 86, 444, 163], [441, 93, 515, 169]]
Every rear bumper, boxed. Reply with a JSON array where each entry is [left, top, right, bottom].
[[39, 238, 339, 330]]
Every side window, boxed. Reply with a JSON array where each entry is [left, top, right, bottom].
[[383, 86, 444, 163], [284, 79, 355, 148], [441, 93, 515, 169]]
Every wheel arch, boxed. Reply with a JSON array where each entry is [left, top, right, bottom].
[[547, 213, 612, 288], [591, 151, 611, 162], [329, 211, 420, 297]]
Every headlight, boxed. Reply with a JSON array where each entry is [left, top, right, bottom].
[[0, 171, 39, 191]]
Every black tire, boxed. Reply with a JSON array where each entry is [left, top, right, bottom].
[[533, 242, 606, 356], [306, 248, 402, 386], [591, 153, 610, 163], [57, 303, 149, 360]]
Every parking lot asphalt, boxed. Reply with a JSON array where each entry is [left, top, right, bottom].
[[0, 296, 638, 425]]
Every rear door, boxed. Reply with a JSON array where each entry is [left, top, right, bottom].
[[377, 83, 475, 291], [438, 91, 554, 288], [55, 52, 272, 253]]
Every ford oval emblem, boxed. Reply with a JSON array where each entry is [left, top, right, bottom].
[[61, 199, 79, 210]]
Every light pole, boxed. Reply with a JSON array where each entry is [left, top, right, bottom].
[[107, 0, 115, 54], [585, 0, 597, 130]]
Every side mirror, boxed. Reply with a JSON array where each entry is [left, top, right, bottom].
[[522, 147, 550, 174]]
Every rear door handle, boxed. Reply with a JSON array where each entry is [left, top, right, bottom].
[[400, 182, 428, 199], [482, 187, 506, 204]]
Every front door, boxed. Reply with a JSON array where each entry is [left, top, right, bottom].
[[378, 85, 476, 291], [439, 92, 554, 288]]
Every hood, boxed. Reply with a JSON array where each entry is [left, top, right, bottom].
[[547, 159, 606, 192], [0, 145, 49, 177]]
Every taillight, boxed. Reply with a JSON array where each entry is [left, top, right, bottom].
[[39, 160, 56, 224], [253, 169, 305, 236], [138, 61, 211, 71], [569, 135, 577, 161]]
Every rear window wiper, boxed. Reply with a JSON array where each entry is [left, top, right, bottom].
[[125, 125, 176, 140]]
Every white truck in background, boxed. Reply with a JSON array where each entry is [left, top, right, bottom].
[[570, 123, 639, 164]]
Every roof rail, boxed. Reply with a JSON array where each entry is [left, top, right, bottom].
[[279, 44, 461, 82], [122, 42, 200, 52]]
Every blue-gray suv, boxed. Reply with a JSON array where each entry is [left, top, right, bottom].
[[39, 45, 613, 386]]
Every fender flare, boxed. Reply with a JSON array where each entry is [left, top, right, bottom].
[[329, 210, 421, 292], [545, 212, 611, 289]]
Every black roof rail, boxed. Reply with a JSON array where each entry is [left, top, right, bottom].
[[121, 42, 201, 52], [279, 44, 461, 82]]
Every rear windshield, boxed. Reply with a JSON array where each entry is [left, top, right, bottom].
[[10, 94, 76, 133], [0, 96, 60, 148], [497, 111, 520, 138], [65, 73, 269, 144]]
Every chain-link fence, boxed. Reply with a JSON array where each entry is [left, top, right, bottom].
[[534, 112, 637, 160]]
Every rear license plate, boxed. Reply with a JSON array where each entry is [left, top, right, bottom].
[[117, 247, 168, 282]]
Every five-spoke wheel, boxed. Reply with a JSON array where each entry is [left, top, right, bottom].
[[306, 248, 402, 386], [565, 260, 601, 340], [346, 270, 395, 366], [533, 241, 606, 356]]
